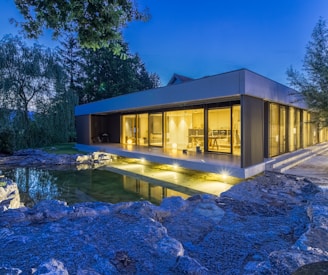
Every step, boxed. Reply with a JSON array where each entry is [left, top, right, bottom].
[[272, 143, 328, 173], [270, 150, 312, 169]]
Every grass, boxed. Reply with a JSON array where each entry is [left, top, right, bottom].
[[42, 143, 86, 155]]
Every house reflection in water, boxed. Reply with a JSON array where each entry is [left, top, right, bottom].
[[122, 176, 189, 204]]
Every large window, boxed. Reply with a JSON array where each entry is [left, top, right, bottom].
[[165, 109, 204, 151], [288, 107, 301, 152], [270, 103, 280, 156], [288, 107, 295, 152], [149, 113, 163, 146], [137, 113, 148, 146], [122, 114, 136, 145], [232, 105, 241, 156], [279, 106, 287, 154], [208, 107, 231, 153], [269, 104, 288, 157]]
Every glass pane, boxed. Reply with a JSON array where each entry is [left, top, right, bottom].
[[165, 109, 204, 151], [149, 113, 163, 146], [279, 106, 287, 154], [137, 113, 148, 146], [208, 107, 231, 153], [232, 105, 241, 156], [309, 113, 318, 144], [270, 103, 279, 157], [288, 107, 295, 152], [122, 114, 136, 145], [295, 109, 301, 149]]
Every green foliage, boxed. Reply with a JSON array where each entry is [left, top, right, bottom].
[[0, 128, 15, 155], [0, 35, 77, 149], [0, 33, 159, 150], [42, 143, 84, 154], [12, 0, 149, 50], [78, 43, 160, 104], [287, 18, 328, 126]]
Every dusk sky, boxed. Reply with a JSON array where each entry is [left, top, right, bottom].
[[1, 0, 328, 86]]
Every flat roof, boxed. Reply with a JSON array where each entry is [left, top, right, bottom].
[[75, 69, 305, 116]]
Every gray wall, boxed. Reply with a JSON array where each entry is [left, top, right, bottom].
[[76, 115, 91, 145], [241, 95, 264, 167], [75, 70, 243, 116], [91, 114, 121, 143], [106, 114, 121, 143]]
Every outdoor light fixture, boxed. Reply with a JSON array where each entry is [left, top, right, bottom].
[[127, 138, 133, 145], [219, 169, 231, 181], [172, 143, 177, 149]]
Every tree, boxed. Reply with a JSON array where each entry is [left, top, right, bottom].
[[0, 35, 61, 148], [287, 18, 328, 126], [78, 43, 160, 104], [56, 35, 81, 141], [12, 0, 148, 50]]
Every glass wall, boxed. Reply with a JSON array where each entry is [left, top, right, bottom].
[[232, 105, 241, 156], [165, 109, 204, 150], [295, 109, 301, 150], [279, 106, 287, 154], [137, 113, 148, 146], [149, 113, 163, 146], [288, 107, 295, 152], [270, 103, 296, 157], [208, 107, 231, 153], [309, 113, 318, 145], [303, 111, 309, 147], [122, 114, 136, 144], [269, 103, 280, 157]]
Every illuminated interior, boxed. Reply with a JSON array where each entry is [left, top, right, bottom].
[[122, 114, 136, 145], [149, 113, 163, 146], [165, 109, 204, 150], [121, 104, 241, 155], [268, 103, 327, 157], [208, 105, 240, 155]]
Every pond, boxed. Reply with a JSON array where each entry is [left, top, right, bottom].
[[0, 167, 191, 206]]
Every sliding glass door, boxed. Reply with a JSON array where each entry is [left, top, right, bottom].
[[149, 113, 163, 146], [208, 107, 231, 153]]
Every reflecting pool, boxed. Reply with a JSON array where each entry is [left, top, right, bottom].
[[0, 167, 191, 206]]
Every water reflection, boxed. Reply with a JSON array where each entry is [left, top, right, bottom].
[[0, 168, 190, 206]]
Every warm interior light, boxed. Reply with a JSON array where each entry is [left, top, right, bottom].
[[127, 138, 133, 145], [172, 143, 177, 149]]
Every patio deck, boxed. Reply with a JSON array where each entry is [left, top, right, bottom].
[[75, 143, 265, 179]]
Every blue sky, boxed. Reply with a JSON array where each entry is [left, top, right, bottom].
[[1, 0, 328, 86]]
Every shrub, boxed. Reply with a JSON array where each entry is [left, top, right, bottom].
[[0, 128, 15, 155]]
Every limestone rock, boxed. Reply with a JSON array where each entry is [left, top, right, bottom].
[[0, 172, 327, 274], [0, 177, 21, 211], [0, 149, 114, 170]]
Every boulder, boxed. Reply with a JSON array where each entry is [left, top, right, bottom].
[[0, 177, 21, 211], [0, 172, 327, 274]]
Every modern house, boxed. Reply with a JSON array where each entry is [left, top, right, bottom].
[[74, 69, 328, 178]]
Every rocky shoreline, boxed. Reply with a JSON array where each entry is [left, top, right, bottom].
[[0, 150, 327, 274]]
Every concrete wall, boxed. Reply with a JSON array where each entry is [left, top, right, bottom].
[[244, 70, 306, 109]]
